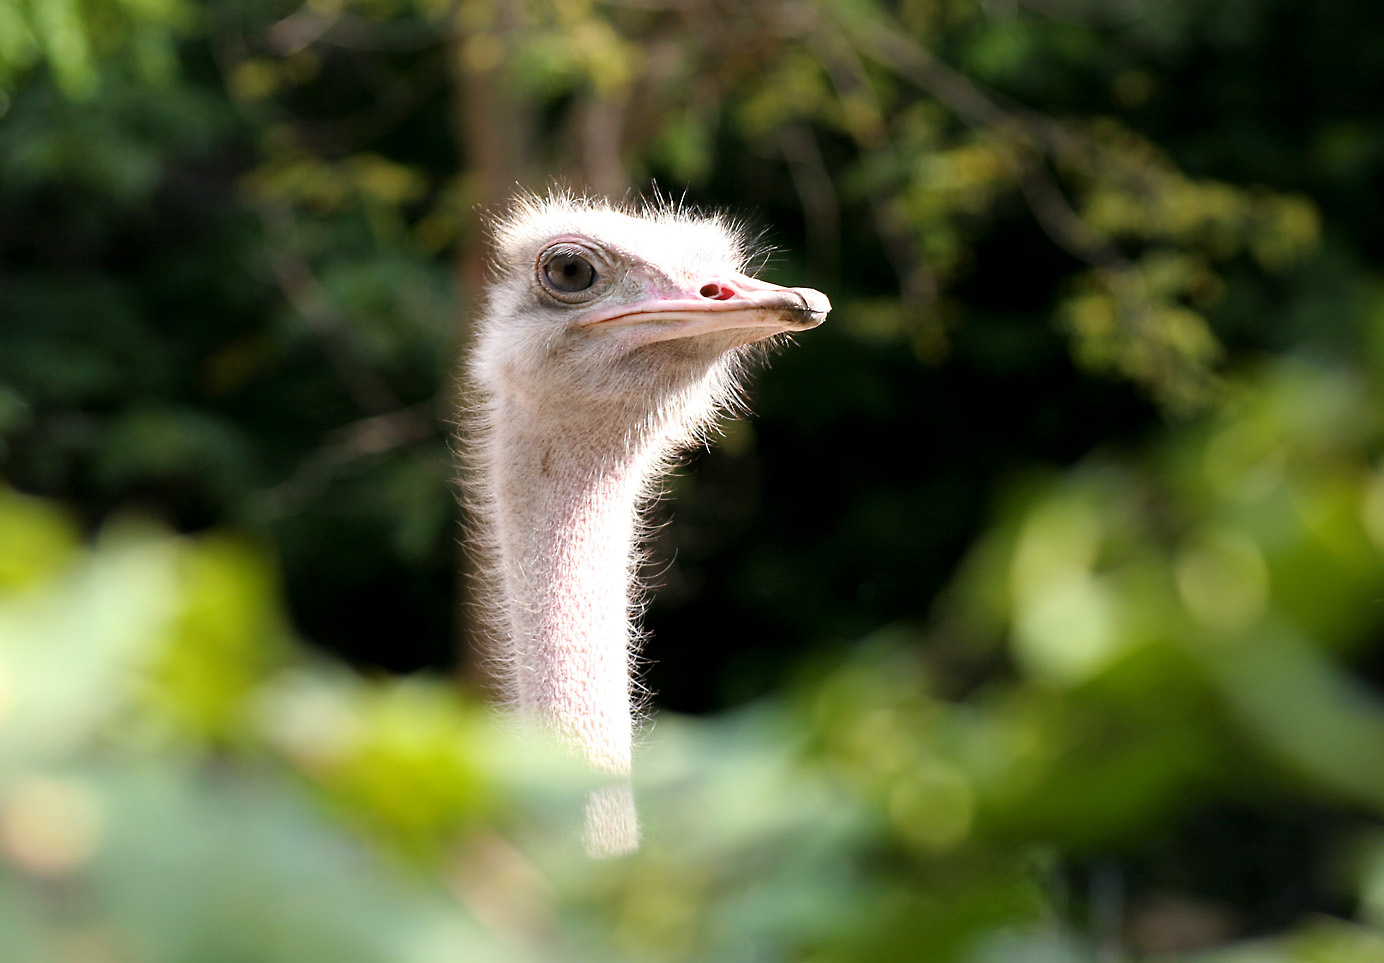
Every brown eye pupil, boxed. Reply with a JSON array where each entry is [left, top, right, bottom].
[[543, 251, 596, 293]]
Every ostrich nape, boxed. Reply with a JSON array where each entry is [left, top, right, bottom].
[[464, 192, 829, 856]]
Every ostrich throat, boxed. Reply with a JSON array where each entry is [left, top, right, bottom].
[[489, 388, 710, 779]]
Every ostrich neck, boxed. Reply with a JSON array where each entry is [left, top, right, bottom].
[[488, 408, 672, 777]]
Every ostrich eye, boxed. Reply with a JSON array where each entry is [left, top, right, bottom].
[[542, 251, 597, 294]]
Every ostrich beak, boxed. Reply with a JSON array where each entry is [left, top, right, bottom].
[[576, 272, 830, 345]]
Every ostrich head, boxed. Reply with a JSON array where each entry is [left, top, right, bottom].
[[465, 192, 829, 856], [472, 194, 828, 429]]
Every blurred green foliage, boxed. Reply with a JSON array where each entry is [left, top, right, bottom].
[[5, 362, 1384, 958], [5, 0, 1384, 958]]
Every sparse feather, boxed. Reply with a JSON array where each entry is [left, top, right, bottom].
[[459, 190, 828, 856]]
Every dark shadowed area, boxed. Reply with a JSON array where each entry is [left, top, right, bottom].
[[3, 1, 1384, 959]]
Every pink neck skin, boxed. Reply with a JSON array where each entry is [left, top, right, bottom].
[[493, 430, 651, 771], [487, 406, 679, 854]]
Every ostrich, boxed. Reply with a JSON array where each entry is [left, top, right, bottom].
[[464, 192, 829, 855]]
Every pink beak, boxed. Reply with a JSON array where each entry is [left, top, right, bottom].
[[575, 272, 830, 345]]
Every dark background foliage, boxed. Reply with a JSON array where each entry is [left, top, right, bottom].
[[3, 0, 1384, 959]]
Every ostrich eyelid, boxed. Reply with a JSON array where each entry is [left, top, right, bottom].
[[537, 242, 607, 302]]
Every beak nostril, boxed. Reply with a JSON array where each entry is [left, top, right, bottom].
[[699, 283, 734, 300]]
